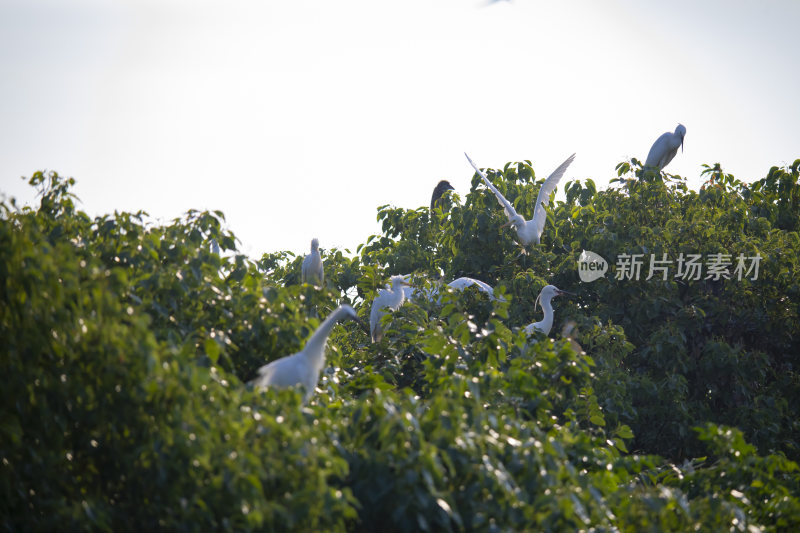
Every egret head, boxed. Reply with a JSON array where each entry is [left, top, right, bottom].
[[676, 124, 686, 152], [390, 275, 411, 290], [340, 304, 357, 320], [311, 238, 319, 252], [339, 304, 367, 330], [535, 285, 573, 310]]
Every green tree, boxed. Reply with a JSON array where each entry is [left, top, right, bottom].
[[2, 161, 799, 531]]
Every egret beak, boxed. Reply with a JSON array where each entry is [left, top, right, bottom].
[[500, 220, 513, 228], [556, 290, 576, 297], [680, 134, 685, 153]]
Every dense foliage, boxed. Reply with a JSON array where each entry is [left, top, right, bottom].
[[1, 159, 798, 531]]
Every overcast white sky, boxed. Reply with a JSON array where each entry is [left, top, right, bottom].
[[1, 0, 798, 257]]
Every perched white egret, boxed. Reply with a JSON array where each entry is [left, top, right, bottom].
[[301, 238, 324, 286], [524, 285, 573, 336], [370, 275, 411, 343], [644, 124, 686, 171], [466, 152, 575, 247], [251, 305, 357, 403], [431, 180, 455, 210]]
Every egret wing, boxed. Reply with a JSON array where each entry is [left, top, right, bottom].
[[524, 321, 545, 335], [467, 278, 494, 295], [531, 153, 575, 239], [448, 276, 489, 293], [253, 354, 298, 389], [446, 277, 472, 291], [645, 132, 671, 168], [657, 144, 679, 169], [465, 152, 518, 221]]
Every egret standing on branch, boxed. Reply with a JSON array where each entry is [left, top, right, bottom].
[[302, 238, 324, 287], [430, 180, 455, 210], [370, 275, 411, 343], [465, 152, 576, 247], [524, 285, 573, 336], [644, 124, 686, 171], [251, 305, 358, 403]]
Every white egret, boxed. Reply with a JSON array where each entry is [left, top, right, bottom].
[[465, 152, 575, 247], [370, 275, 411, 343], [301, 238, 324, 286], [644, 124, 686, 171], [524, 285, 573, 336], [401, 274, 504, 303], [251, 304, 357, 403], [431, 180, 455, 210], [447, 277, 506, 302]]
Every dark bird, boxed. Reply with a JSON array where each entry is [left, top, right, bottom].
[[430, 180, 455, 210]]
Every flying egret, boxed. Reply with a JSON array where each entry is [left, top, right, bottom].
[[524, 285, 573, 336], [301, 238, 324, 286], [466, 152, 575, 247], [644, 124, 686, 171], [251, 305, 358, 403], [430, 180, 455, 210], [370, 275, 411, 343]]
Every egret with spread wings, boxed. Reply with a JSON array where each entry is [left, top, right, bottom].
[[465, 152, 575, 246]]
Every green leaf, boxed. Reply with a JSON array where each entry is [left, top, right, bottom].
[[590, 414, 605, 426], [204, 338, 220, 364]]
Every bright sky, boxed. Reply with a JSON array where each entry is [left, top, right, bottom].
[[1, 0, 798, 257]]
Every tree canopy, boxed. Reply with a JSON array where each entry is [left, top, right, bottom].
[[2, 159, 799, 531]]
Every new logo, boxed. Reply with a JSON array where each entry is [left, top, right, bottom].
[[578, 250, 608, 283]]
